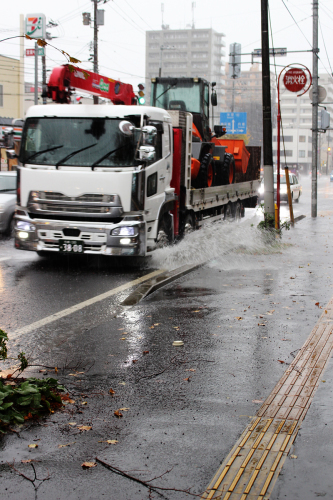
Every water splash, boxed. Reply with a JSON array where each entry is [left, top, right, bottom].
[[150, 212, 287, 272]]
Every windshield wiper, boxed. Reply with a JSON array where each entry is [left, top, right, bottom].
[[55, 143, 97, 169], [26, 145, 64, 162], [0, 188, 15, 192], [156, 80, 178, 102], [91, 144, 129, 170]]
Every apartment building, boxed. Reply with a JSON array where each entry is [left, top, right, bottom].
[[145, 27, 226, 122]]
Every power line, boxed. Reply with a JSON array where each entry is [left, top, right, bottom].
[[319, 19, 333, 76], [280, 0, 313, 49]]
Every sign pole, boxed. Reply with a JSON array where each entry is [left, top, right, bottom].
[[277, 64, 311, 226], [34, 42, 38, 105]]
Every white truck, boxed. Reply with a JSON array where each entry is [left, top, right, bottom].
[[14, 76, 260, 257]]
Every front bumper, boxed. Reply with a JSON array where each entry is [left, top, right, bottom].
[[14, 216, 147, 256]]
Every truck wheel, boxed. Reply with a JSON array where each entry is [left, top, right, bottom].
[[183, 213, 195, 235], [156, 214, 173, 248], [219, 153, 235, 185], [234, 201, 241, 221], [224, 203, 233, 221], [193, 153, 214, 188]]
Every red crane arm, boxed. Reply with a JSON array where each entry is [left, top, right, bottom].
[[47, 65, 137, 105]]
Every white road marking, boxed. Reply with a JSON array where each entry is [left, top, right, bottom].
[[0, 257, 10, 262], [13, 269, 165, 336]]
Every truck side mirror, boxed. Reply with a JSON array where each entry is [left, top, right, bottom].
[[211, 89, 217, 107], [142, 125, 157, 146], [139, 145, 156, 163]]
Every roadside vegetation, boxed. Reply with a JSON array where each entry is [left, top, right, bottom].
[[0, 329, 65, 434]]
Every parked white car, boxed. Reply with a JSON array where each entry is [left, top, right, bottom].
[[258, 173, 302, 204], [0, 171, 16, 235], [275, 173, 302, 203]]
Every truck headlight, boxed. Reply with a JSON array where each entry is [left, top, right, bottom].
[[111, 226, 135, 236], [17, 221, 35, 231]]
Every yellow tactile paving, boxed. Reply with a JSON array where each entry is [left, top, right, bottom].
[[202, 296, 333, 500]]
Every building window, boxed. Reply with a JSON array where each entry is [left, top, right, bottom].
[[192, 31, 209, 38], [192, 41, 208, 48], [149, 43, 159, 49], [282, 135, 293, 142], [148, 53, 159, 59], [308, 136, 312, 143], [299, 150, 305, 158], [149, 33, 160, 39], [299, 135, 306, 142], [191, 62, 208, 69], [164, 52, 187, 59], [148, 63, 159, 69], [300, 118, 311, 123], [0, 84, 3, 107], [164, 62, 187, 69], [308, 150, 312, 157], [273, 150, 293, 157], [164, 32, 188, 39], [192, 51, 208, 58]]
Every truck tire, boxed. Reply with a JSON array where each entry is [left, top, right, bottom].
[[234, 201, 241, 221], [224, 203, 233, 221], [156, 213, 173, 248], [217, 153, 235, 185], [182, 212, 195, 236], [193, 153, 214, 188]]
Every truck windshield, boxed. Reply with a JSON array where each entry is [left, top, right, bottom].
[[20, 117, 139, 167], [152, 81, 201, 114]]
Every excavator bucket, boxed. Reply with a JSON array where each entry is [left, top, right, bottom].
[[212, 138, 250, 174]]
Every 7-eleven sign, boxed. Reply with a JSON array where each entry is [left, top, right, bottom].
[[25, 14, 46, 39]]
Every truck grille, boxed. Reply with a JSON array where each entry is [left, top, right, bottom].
[[28, 191, 123, 220]]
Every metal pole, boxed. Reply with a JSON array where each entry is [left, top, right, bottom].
[[327, 135, 330, 175], [277, 77, 281, 228], [311, 0, 319, 217], [93, 0, 98, 105], [261, 0, 274, 220], [231, 78, 235, 112], [159, 46, 163, 77], [42, 48, 47, 105], [34, 42, 38, 105]]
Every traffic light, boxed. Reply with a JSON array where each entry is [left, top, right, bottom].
[[138, 83, 145, 105]]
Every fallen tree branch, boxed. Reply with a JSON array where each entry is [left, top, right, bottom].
[[96, 458, 203, 497]]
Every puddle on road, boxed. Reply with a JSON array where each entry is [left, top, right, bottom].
[[151, 212, 288, 272]]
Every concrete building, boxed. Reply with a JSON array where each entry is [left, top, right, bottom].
[[0, 55, 24, 120], [145, 27, 226, 122]]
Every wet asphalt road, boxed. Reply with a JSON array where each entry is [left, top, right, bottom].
[[0, 175, 333, 499]]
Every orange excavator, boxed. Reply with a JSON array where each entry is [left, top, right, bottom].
[[150, 77, 251, 189]]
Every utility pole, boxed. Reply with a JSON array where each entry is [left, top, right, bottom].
[[93, 0, 98, 105], [261, 0, 274, 220], [311, 0, 319, 217]]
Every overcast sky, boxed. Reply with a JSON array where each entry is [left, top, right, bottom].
[[1, 0, 332, 94]]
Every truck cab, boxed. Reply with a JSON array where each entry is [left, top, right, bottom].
[[150, 77, 213, 142], [15, 104, 175, 257]]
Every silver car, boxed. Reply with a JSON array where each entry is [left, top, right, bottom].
[[0, 171, 16, 236]]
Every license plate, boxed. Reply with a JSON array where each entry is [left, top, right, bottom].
[[59, 239, 84, 253]]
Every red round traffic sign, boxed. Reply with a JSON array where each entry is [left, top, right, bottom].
[[283, 68, 307, 93]]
